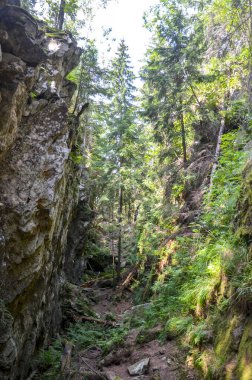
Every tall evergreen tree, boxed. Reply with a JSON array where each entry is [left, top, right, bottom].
[[88, 40, 145, 281], [106, 40, 137, 279], [141, 0, 204, 169]]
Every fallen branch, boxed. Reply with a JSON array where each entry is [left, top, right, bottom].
[[81, 278, 98, 288], [117, 266, 139, 292], [121, 269, 137, 288], [79, 315, 115, 327]]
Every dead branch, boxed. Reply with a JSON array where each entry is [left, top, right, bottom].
[[118, 267, 138, 291], [79, 315, 115, 327], [81, 278, 98, 288]]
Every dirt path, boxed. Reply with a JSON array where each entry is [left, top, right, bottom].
[[91, 287, 133, 319], [69, 284, 199, 380]]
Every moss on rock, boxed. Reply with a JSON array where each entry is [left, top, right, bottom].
[[236, 160, 252, 243], [236, 319, 252, 380]]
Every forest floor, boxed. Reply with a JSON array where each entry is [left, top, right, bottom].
[[59, 279, 199, 380]]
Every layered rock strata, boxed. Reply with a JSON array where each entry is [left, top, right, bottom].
[[0, 4, 83, 379]]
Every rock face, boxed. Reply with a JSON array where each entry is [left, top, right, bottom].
[[0, 4, 84, 379], [64, 193, 94, 284]]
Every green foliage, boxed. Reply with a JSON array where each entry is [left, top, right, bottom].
[[203, 131, 248, 231], [186, 320, 212, 347], [69, 151, 85, 164], [132, 129, 249, 362], [39, 321, 129, 378], [17, 0, 252, 377], [141, 0, 205, 167], [29, 91, 37, 100], [66, 67, 79, 84], [67, 322, 108, 350], [29, 0, 111, 34], [85, 39, 149, 278], [38, 313, 132, 380], [37, 339, 62, 380], [165, 316, 194, 338]]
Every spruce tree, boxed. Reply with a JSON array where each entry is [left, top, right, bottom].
[[141, 0, 204, 169], [107, 40, 137, 279]]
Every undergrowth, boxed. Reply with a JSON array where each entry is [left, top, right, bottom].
[[132, 129, 250, 374], [38, 129, 250, 379], [38, 320, 129, 379]]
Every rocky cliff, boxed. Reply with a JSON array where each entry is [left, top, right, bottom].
[[0, 3, 85, 379]]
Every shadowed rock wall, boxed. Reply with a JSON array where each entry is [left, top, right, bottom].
[[0, 4, 84, 379]]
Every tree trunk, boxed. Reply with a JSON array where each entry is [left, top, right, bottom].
[[116, 186, 123, 281], [180, 111, 187, 169], [128, 199, 132, 222], [134, 204, 140, 222], [57, 0, 65, 30]]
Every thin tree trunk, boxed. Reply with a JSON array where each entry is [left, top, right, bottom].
[[57, 0, 65, 30], [134, 204, 140, 222], [116, 186, 123, 282], [128, 199, 131, 222], [180, 111, 187, 169], [248, 0, 252, 125], [111, 203, 116, 285], [210, 116, 225, 189]]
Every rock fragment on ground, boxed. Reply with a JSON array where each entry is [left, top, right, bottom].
[[127, 357, 150, 376]]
